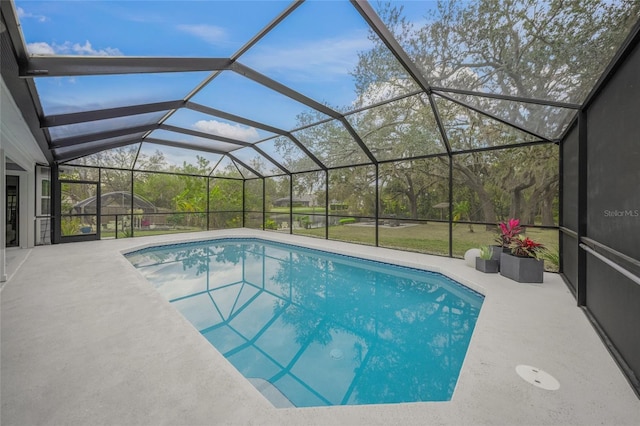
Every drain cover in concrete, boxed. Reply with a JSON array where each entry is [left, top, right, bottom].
[[516, 365, 560, 390]]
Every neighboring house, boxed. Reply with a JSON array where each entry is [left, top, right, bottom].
[[71, 191, 165, 228], [273, 195, 315, 208], [71, 191, 158, 216]]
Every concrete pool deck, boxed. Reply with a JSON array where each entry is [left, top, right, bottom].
[[2, 229, 639, 425]]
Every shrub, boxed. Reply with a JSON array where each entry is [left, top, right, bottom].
[[61, 217, 81, 236], [120, 226, 133, 238], [298, 215, 310, 228], [542, 249, 560, 272], [167, 213, 185, 227]]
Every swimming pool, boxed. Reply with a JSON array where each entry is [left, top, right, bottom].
[[125, 238, 483, 407]]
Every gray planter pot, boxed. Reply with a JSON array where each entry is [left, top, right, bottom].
[[476, 257, 500, 273], [499, 252, 544, 283], [490, 245, 508, 261], [488, 245, 510, 271]]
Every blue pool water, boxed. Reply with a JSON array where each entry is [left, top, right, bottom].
[[125, 238, 483, 407]]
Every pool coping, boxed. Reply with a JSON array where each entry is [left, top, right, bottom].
[[2, 229, 639, 425]]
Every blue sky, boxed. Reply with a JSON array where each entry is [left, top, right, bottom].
[[15, 1, 430, 115], [16, 1, 291, 57], [14, 0, 431, 169], [12, 0, 633, 174]]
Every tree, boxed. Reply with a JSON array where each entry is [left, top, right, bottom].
[[209, 178, 243, 228], [380, 159, 445, 220], [404, 0, 639, 103], [453, 201, 474, 232], [346, 0, 638, 225]]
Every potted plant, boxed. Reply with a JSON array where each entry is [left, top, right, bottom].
[[490, 218, 523, 263], [476, 245, 500, 273], [500, 234, 547, 283]]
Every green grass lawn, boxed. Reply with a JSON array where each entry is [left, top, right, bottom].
[[101, 217, 559, 272], [293, 222, 559, 271]]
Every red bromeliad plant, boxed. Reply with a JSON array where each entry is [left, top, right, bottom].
[[509, 234, 547, 259], [495, 218, 522, 248]]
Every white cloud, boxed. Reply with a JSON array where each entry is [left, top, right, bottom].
[[242, 30, 372, 80], [26, 40, 122, 56], [26, 42, 56, 55], [17, 7, 48, 22], [194, 120, 259, 142], [176, 24, 227, 45]]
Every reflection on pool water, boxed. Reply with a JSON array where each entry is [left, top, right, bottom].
[[125, 238, 484, 407]]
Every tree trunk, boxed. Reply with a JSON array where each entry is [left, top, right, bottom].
[[477, 189, 496, 224], [508, 174, 535, 221], [510, 189, 523, 220], [542, 189, 556, 226], [408, 196, 418, 220], [403, 173, 419, 220], [522, 187, 541, 225], [522, 175, 557, 226], [454, 163, 497, 224]]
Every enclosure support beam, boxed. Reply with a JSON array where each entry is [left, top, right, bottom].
[[242, 180, 246, 228], [206, 178, 211, 231], [142, 138, 227, 156], [558, 148, 564, 275], [252, 145, 290, 175], [186, 102, 326, 171], [53, 136, 143, 164], [262, 179, 266, 231], [577, 111, 588, 306], [128, 168, 134, 239], [430, 86, 581, 109], [351, 0, 446, 161], [98, 173, 103, 239], [42, 100, 185, 128], [51, 164, 61, 244], [428, 94, 452, 156], [50, 124, 158, 149], [448, 158, 454, 257], [434, 91, 552, 142], [375, 163, 379, 247], [231, 63, 377, 165], [289, 177, 293, 235], [21, 57, 233, 77], [160, 124, 252, 147], [325, 171, 329, 241], [350, 0, 431, 92], [228, 154, 263, 179]]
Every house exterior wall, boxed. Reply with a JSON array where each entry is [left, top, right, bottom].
[[1, 77, 49, 282]]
